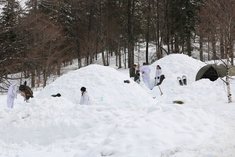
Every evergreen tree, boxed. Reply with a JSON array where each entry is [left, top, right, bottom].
[[167, 0, 202, 55], [0, 0, 21, 60]]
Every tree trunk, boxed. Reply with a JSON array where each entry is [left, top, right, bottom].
[[145, 0, 151, 64], [226, 55, 232, 103], [199, 36, 203, 61], [106, 51, 109, 66], [186, 34, 192, 56], [212, 34, 217, 59], [155, 0, 161, 59], [230, 42, 234, 66], [43, 69, 47, 87], [207, 37, 210, 60], [31, 70, 35, 88], [56, 63, 61, 76], [124, 46, 127, 69], [118, 45, 122, 68], [101, 51, 106, 66], [220, 33, 225, 59], [127, 0, 135, 76], [174, 36, 179, 53]]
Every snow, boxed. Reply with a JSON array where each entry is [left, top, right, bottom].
[[37, 64, 155, 107], [0, 54, 235, 157]]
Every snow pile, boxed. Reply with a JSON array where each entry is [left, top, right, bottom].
[[150, 54, 203, 97], [150, 54, 228, 104], [150, 54, 205, 85], [37, 64, 155, 106]]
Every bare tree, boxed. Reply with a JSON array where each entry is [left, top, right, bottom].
[[198, 0, 235, 103]]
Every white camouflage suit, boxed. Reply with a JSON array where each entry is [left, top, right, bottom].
[[7, 83, 18, 108], [140, 65, 151, 89], [80, 91, 90, 105], [155, 68, 162, 84]]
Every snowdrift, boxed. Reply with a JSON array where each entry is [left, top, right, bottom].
[[150, 54, 230, 104], [150, 54, 205, 83], [37, 64, 156, 106]]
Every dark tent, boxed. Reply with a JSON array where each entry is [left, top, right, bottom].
[[195, 64, 227, 81]]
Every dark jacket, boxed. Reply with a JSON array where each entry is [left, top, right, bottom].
[[130, 67, 137, 77], [19, 85, 33, 100]]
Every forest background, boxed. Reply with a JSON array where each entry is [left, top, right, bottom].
[[0, 0, 234, 91]]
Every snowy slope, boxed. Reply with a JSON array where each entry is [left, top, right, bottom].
[[0, 54, 235, 157]]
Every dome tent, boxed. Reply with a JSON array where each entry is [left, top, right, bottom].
[[195, 64, 227, 81]]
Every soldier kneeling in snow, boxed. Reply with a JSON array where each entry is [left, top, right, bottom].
[[19, 81, 33, 102]]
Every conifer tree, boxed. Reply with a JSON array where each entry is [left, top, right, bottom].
[[0, 0, 21, 60]]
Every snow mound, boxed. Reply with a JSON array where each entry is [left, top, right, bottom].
[[37, 64, 155, 106], [150, 54, 230, 104], [151, 54, 205, 82], [149, 54, 205, 95]]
